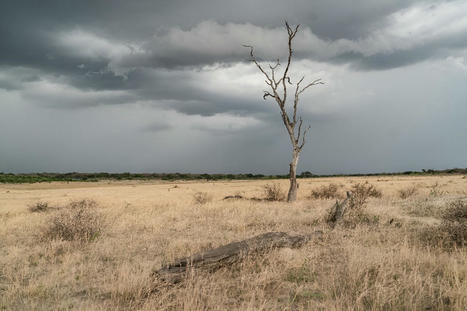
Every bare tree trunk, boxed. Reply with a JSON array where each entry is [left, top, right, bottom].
[[287, 150, 299, 202], [244, 22, 323, 204]]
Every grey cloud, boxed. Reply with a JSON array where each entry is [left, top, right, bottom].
[[20, 79, 138, 109], [130, 2, 467, 71], [3, 0, 460, 78], [141, 122, 171, 133], [0, 79, 20, 91], [0, 0, 466, 175]]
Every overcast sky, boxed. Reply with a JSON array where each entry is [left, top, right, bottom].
[[1, 0, 466, 174]]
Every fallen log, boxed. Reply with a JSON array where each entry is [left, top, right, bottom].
[[223, 195, 245, 200], [153, 231, 322, 284]]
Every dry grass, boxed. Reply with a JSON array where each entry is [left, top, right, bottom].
[[398, 185, 418, 199], [429, 182, 447, 197], [28, 201, 53, 213], [192, 191, 212, 205], [0, 175, 466, 310]]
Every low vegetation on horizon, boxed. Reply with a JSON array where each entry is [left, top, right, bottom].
[[0, 175, 466, 310], [1, 167, 466, 184]]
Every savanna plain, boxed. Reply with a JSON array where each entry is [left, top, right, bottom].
[[1, 175, 466, 310]]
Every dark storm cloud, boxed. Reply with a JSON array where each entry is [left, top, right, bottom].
[[3, 0, 464, 80], [1, 0, 466, 174]]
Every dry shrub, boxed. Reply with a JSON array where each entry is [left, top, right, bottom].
[[193, 192, 212, 205], [342, 212, 380, 228], [404, 198, 445, 218], [263, 184, 285, 201], [439, 200, 466, 247], [310, 183, 340, 199], [68, 199, 97, 209], [398, 186, 418, 199], [416, 200, 467, 248], [348, 182, 382, 210], [42, 200, 103, 243], [429, 182, 446, 197], [28, 201, 52, 213], [326, 189, 380, 228]]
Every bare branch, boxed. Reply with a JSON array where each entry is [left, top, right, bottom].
[[282, 21, 300, 103], [269, 59, 280, 71], [298, 78, 324, 95], [292, 76, 305, 125], [263, 91, 275, 100], [242, 45, 272, 83], [299, 125, 311, 150], [296, 117, 303, 143]]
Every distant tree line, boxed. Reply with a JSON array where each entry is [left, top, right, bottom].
[[0, 168, 466, 184]]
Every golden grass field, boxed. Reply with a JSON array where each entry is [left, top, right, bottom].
[[1, 175, 466, 310]]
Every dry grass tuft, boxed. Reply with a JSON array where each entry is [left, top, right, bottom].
[[310, 183, 340, 199], [192, 192, 212, 205], [429, 182, 446, 197], [398, 185, 418, 199], [404, 198, 449, 218], [42, 199, 103, 243], [342, 211, 380, 228], [28, 201, 52, 213], [68, 198, 98, 209], [263, 183, 286, 201]]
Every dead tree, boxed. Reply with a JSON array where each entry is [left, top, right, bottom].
[[244, 22, 323, 202]]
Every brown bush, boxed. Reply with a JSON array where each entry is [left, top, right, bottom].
[[193, 192, 212, 205], [416, 200, 467, 248], [440, 200, 466, 247], [405, 199, 443, 218], [310, 183, 340, 199], [348, 182, 382, 210], [68, 199, 98, 209], [263, 184, 285, 201], [398, 186, 418, 199], [42, 200, 103, 243]]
